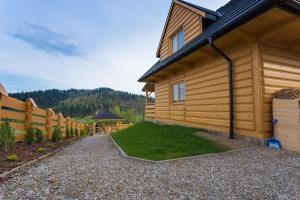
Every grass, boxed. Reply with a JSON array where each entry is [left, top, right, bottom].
[[111, 121, 230, 161]]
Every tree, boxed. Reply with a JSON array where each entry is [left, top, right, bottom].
[[0, 122, 15, 153]]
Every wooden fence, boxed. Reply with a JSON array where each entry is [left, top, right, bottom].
[[0, 84, 87, 141]]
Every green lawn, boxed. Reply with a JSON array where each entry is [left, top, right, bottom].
[[111, 121, 230, 161]]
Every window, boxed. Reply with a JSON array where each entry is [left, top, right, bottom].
[[171, 29, 184, 53], [172, 81, 185, 102]]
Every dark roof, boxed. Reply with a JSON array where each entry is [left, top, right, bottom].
[[93, 111, 123, 120], [138, 0, 300, 82], [177, 0, 221, 20]]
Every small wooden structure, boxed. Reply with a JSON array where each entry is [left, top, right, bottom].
[[273, 98, 300, 152], [92, 111, 125, 134]]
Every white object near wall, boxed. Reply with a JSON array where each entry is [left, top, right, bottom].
[[273, 98, 300, 152]]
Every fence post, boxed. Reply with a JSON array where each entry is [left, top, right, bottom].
[[25, 98, 37, 130], [93, 122, 96, 135], [58, 113, 63, 137], [71, 119, 75, 136], [46, 108, 54, 140], [66, 117, 70, 133]]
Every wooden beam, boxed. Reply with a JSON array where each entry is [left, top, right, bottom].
[[258, 17, 298, 40], [251, 43, 265, 135]]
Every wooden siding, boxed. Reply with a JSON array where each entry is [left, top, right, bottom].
[[159, 3, 202, 60], [261, 44, 300, 135], [154, 44, 265, 138]]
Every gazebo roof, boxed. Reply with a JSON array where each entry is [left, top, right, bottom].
[[93, 111, 123, 120]]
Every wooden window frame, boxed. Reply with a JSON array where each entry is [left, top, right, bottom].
[[171, 81, 185, 104], [170, 27, 185, 54]]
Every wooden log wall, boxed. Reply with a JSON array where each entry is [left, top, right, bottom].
[[261, 44, 300, 136], [154, 43, 264, 138]]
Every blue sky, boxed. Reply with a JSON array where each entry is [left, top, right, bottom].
[[0, 0, 229, 94]]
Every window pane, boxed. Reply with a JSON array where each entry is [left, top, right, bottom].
[[172, 35, 178, 53], [179, 82, 185, 101], [172, 84, 179, 102], [178, 31, 185, 49]]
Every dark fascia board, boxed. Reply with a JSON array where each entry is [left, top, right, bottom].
[[279, 0, 300, 14], [138, 0, 290, 82]]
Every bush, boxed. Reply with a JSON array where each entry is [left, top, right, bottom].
[[80, 130, 84, 137], [0, 122, 15, 153], [75, 129, 79, 137], [70, 128, 74, 138], [25, 126, 35, 144], [7, 154, 19, 161], [36, 147, 46, 153], [66, 127, 70, 139], [52, 127, 61, 142], [35, 128, 44, 142], [80, 129, 88, 137]]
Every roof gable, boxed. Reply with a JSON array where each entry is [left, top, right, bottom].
[[139, 0, 300, 82], [156, 0, 218, 58]]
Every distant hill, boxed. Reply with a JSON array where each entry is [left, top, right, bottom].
[[10, 88, 145, 118]]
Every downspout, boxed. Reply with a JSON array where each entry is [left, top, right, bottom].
[[208, 37, 234, 139]]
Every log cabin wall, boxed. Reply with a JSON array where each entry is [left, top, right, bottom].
[[260, 44, 300, 136], [158, 3, 203, 60], [154, 43, 268, 139]]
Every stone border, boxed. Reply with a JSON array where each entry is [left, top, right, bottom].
[[108, 135, 255, 164], [0, 138, 82, 181]]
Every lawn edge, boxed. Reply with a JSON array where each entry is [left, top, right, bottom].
[[108, 134, 255, 163], [0, 138, 83, 181]]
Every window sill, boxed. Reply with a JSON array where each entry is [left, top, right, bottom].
[[172, 101, 185, 105]]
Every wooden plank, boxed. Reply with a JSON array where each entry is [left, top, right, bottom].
[[32, 115, 47, 125], [33, 107, 47, 116], [2, 96, 26, 111], [1, 109, 25, 121], [8, 122, 25, 131], [0, 95, 2, 121], [252, 43, 265, 135], [32, 125, 47, 132]]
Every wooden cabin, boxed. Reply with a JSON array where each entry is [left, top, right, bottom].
[[139, 0, 300, 143]]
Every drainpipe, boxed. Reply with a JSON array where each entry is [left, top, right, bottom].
[[208, 37, 234, 139]]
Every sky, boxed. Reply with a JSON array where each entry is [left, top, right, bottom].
[[0, 0, 229, 94]]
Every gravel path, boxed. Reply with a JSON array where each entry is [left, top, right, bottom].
[[1, 135, 300, 199]]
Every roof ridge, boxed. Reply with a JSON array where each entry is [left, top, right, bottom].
[[176, 0, 220, 16]]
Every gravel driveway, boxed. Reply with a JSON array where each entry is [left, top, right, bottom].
[[1, 135, 300, 200]]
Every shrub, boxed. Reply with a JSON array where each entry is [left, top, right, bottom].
[[35, 128, 44, 142], [81, 129, 88, 137], [52, 127, 61, 142], [0, 122, 15, 153], [7, 154, 19, 161], [66, 127, 70, 139], [25, 126, 35, 144], [75, 129, 79, 137], [70, 128, 74, 138], [80, 130, 84, 137], [36, 147, 46, 153]]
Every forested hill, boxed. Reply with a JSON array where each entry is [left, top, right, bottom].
[[10, 88, 145, 118]]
